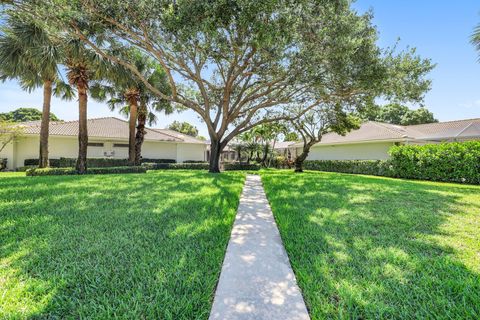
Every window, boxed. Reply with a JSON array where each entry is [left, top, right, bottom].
[[113, 143, 129, 148], [88, 142, 104, 147]]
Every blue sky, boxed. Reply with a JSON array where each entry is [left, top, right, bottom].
[[1, 1, 479, 137]]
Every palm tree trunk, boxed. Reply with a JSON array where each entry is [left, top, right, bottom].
[[128, 99, 138, 166], [76, 84, 88, 173], [134, 104, 147, 165], [39, 80, 53, 168]]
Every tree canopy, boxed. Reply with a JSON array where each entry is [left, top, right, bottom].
[[359, 103, 437, 125], [4, 0, 434, 172], [0, 107, 61, 122], [168, 121, 199, 137], [472, 20, 480, 59]]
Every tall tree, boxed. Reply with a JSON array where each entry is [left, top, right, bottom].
[[64, 39, 112, 173], [167, 121, 199, 137], [91, 50, 172, 165], [0, 18, 72, 168], [8, 0, 433, 172], [0, 107, 61, 122], [359, 103, 437, 125]]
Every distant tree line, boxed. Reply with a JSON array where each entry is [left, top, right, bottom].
[[0, 107, 60, 122]]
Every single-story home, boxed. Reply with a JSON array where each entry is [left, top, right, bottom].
[[291, 118, 480, 161], [0, 117, 207, 170]]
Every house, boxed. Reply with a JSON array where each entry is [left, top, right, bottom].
[[0, 117, 207, 170], [292, 118, 480, 161]]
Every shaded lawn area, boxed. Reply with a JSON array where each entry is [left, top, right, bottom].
[[261, 171, 480, 319], [0, 171, 245, 319]]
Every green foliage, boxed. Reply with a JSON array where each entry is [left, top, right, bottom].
[[389, 141, 480, 184], [168, 121, 199, 137], [304, 142, 480, 184], [26, 166, 146, 176], [304, 160, 393, 177], [472, 21, 480, 60], [0, 120, 23, 153], [0, 171, 245, 318], [359, 103, 437, 125], [0, 108, 60, 122], [284, 132, 299, 142], [0, 158, 7, 171], [261, 171, 480, 319], [142, 163, 210, 170], [25, 157, 177, 167], [224, 163, 261, 171]]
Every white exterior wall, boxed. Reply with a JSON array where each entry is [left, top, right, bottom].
[[4, 134, 207, 169], [305, 142, 396, 161], [0, 141, 15, 170], [176, 143, 207, 163]]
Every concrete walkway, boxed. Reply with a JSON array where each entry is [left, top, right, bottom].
[[209, 175, 310, 320]]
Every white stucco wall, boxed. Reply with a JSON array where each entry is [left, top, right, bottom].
[[5, 134, 207, 169], [0, 141, 15, 170], [176, 143, 207, 163], [305, 142, 396, 161]]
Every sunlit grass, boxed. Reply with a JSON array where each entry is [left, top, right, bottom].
[[0, 170, 245, 319], [261, 170, 480, 319]]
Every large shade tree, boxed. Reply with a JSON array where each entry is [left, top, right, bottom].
[[6, 0, 433, 172], [0, 18, 73, 167]]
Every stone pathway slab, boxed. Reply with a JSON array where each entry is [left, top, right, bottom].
[[209, 175, 310, 320]]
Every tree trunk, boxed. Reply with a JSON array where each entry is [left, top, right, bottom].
[[76, 84, 88, 174], [209, 139, 222, 173], [134, 104, 147, 165], [38, 80, 53, 168], [128, 98, 138, 166], [294, 141, 316, 173]]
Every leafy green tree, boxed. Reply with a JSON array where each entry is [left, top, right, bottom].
[[0, 18, 72, 167], [91, 49, 172, 165], [7, 0, 433, 172], [168, 121, 199, 137], [284, 132, 299, 142], [0, 120, 23, 154], [360, 103, 437, 125], [0, 108, 60, 122]]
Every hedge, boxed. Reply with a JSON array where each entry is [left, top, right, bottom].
[[0, 158, 7, 171], [303, 141, 480, 184], [389, 141, 480, 184], [142, 163, 209, 170], [26, 166, 146, 176], [24, 157, 176, 167], [304, 160, 393, 177], [224, 163, 261, 171]]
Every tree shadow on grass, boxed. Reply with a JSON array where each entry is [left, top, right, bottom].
[[261, 171, 480, 320], [0, 171, 245, 319]]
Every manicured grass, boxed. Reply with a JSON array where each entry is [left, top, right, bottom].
[[0, 171, 245, 319], [261, 171, 480, 319]]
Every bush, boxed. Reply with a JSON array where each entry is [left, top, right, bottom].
[[142, 163, 209, 170], [389, 141, 480, 184], [26, 166, 146, 176], [183, 160, 208, 163], [0, 158, 7, 171], [304, 160, 394, 177], [24, 157, 177, 168], [224, 163, 261, 171], [16, 165, 37, 172]]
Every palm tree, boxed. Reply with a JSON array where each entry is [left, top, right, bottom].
[[64, 40, 112, 173], [0, 18, 73, 168], [473, 22, 480, 58], [91, 50, 172, 165]]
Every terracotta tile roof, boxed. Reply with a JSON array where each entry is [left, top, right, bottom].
[[19, 117, 204, 143], [291, 118, 480, 147]]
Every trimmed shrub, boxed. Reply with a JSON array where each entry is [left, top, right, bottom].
[[224, 163, 261, 171], [16, 165, 37, 172], [142, 163, 209, 170], [26, 166, 146, 176], [304, 160, 394, 177], [140, 158, 176, 164], [183, 160, 208, 163], [389, 141, 480, 184], [0, 158, 7, 171], [24, 157, 177, 168]]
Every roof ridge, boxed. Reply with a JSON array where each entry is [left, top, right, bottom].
[[150, 128, 187, 142], [368, 121, 408, 137], [405, 117, 480, 128]]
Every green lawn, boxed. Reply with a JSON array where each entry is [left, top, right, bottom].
[[261, 171, 480, 319], [0, 171, 245, 319]]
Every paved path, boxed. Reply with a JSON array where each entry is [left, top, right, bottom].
[[209, 175, 310, 320]]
